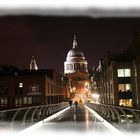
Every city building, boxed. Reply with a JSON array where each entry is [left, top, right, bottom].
[[95, 32, 140, 108], [64, 35, 91, 102], [0, 63, 66, 110]]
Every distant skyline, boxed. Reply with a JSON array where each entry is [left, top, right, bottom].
[[0, 16, 140, 72]]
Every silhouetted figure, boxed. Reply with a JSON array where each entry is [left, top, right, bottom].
[[74, 100, 78, 108], [69, 99, 73, 107]]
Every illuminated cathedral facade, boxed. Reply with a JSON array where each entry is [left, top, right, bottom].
[[64, 35, 92, 103]]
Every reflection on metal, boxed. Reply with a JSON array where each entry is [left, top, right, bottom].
[[85, 109, 89, 129], [0, 102, 69, 130], [73, 114, 76, 121], [85, 105, 123, 135], [86, 102, 140, 127]]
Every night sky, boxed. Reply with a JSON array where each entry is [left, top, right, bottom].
[[0, 16, 140, 73]]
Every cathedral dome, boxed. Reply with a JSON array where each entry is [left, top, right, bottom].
[[64, 35, 88, 74], [67, 48, 84, 58], [66, 35, 85, 62]]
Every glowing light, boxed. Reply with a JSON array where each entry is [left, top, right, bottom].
[[92, 93, 100, 103], [19, 83, 23, 88], [85, 82, 88, 86], [73, 87, 76, 90], [92, 93, 100, 98]]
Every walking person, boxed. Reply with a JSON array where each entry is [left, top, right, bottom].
[[69, 99, 73, 107], [74, 100, 78, 108]]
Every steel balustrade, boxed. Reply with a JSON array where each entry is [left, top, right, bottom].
[[0, 102, 69, 130], [86, 103, 140, 125]]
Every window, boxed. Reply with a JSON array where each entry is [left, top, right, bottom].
[[74, 64, 77, 70], [23, 97, 28, 104], [125, 69, 131, 77], [119, 99, 133, 107], [19, 83, 23, 88], [28, 97, 32, 104], [15, 97, 22, 107], [117, 69, 131, 77], [118, 69, 124, 77], [125, 84, 132, 91], [29, 84, 39, 92], [15, 83, 23, 95], [0, 85, 8, 95], [69, 64, 73, 70], [0, 97, 7, 107], [66, 64, 70, 70], [118, 84, 132, 92]]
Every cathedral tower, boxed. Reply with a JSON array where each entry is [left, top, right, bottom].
[[29, 56, 38, 70]]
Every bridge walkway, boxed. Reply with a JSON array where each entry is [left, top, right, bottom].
[[18, 104, 123, 140]]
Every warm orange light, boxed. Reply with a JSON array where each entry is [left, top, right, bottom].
[[85, 82, 88, 86]]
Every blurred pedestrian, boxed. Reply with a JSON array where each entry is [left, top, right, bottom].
[[69, 99, 73, 107], [74, 100, 78, 108]]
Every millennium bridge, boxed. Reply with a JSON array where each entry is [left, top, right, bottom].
[[0, 102, 140, 139]]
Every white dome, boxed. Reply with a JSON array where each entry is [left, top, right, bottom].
[[66, 48, 85, 62], [67, 48, 84, 58], [64, 35, 88, 74]]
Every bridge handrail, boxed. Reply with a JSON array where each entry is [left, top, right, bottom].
[[0, 102, 69, 130], [0, 102, 66, 113], [85, 102, 140, 125], [98, 103, 140, 112]]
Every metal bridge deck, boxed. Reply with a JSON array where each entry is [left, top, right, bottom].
[[39, 105, 109, 132], [18, 105, 123, 138], [0, 105, 125, 140]]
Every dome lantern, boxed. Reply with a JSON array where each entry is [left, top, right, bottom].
[[73, 35, 78, 49]]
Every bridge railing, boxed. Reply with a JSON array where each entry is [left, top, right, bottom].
[[0, 102, 69, 130], [86, 102, 140, 126]]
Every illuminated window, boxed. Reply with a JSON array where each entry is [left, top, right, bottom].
[[118, 69, 124, 77], [19, 83, 23, 88], [125, 84, 132, 91], [0, 97, 7, 107], [119, 99, 133, 107], [118, 84, 132, 92], [23, 97, 27, 104], [15, 83, 23, 95], [29, 84, 39, 92], [117, 69, 131, 77], [28, 97, 32, 104], [15, 98, 22, 107], [125, 69, 131, 77]]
